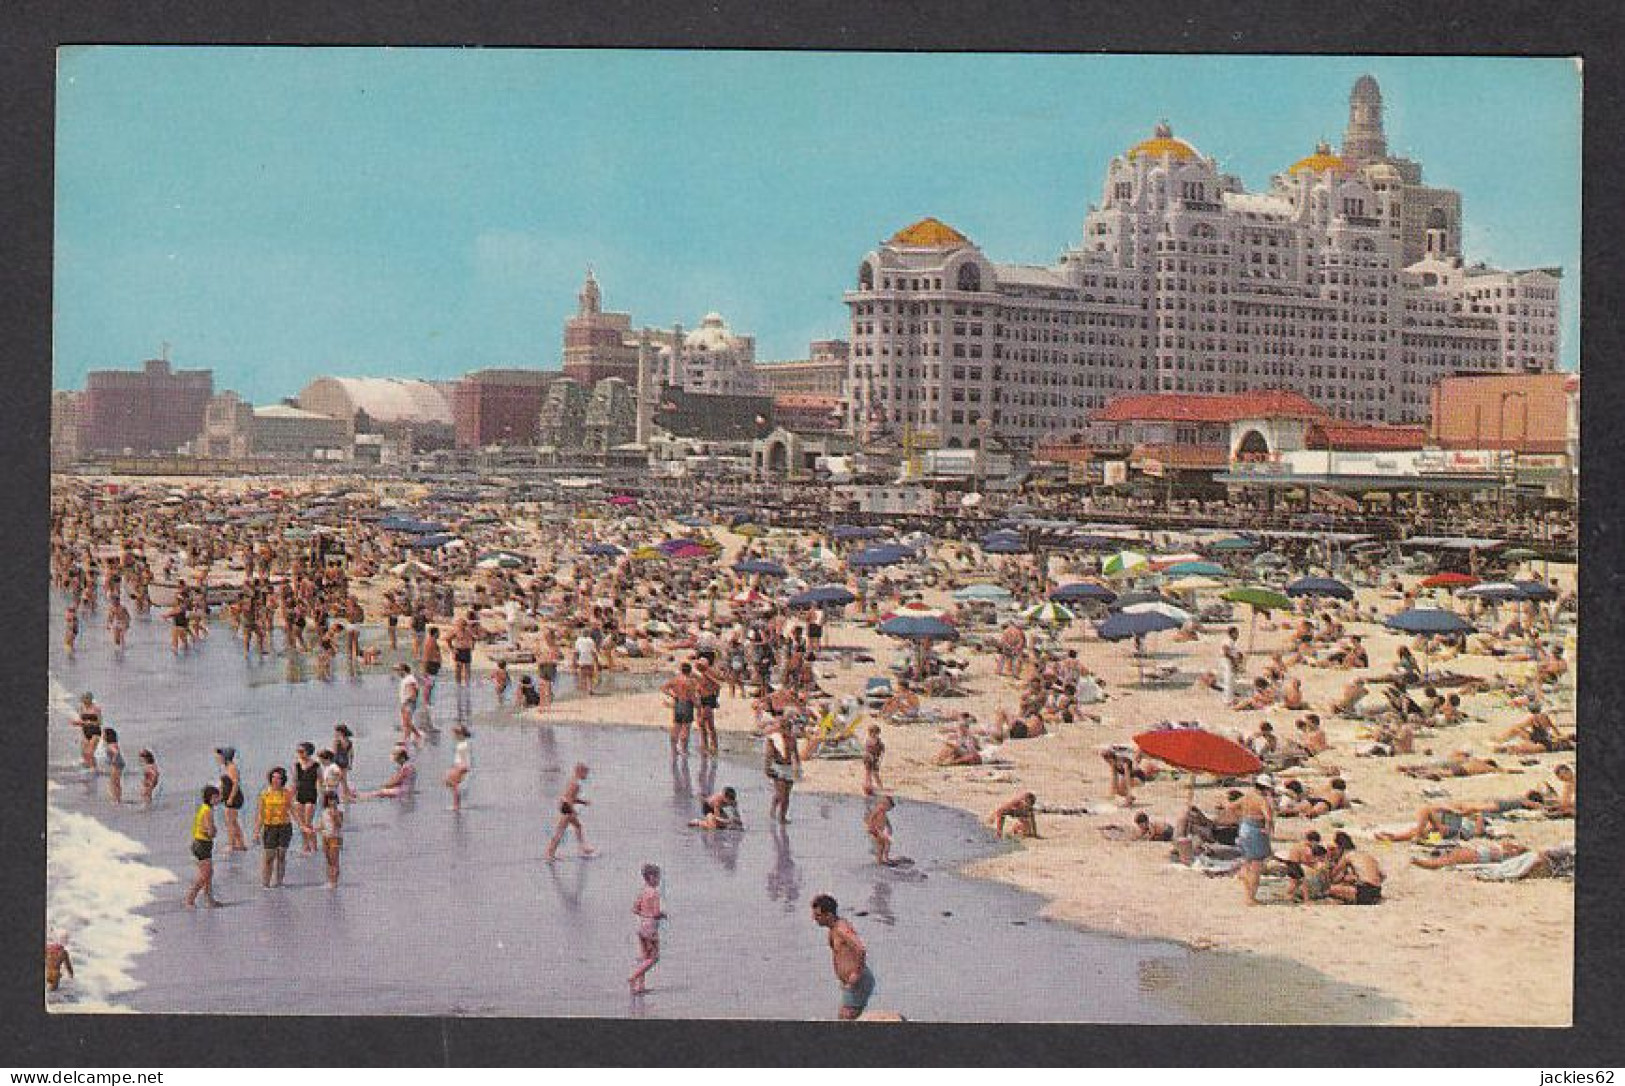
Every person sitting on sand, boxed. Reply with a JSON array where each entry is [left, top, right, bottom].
[[1327, 832, 1384, 905], [690, 786, 744, 830], [1244, 720, 1279, 758], [1286, 715, 1330, 758], [361, 747, 417, 800], [990, 792, 1039, 839], [1279, 676, 1306, 711], [1411, 838, 1530, 869], [1493, 705, 1572, 755], [1292, 844, 1334, 902], [932, 723, 982, 767], [1329, 677, 1370, 717], [1233, 676, 1277, 712]]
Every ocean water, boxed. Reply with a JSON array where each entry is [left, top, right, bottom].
[[45, 599, 1397, 1022]]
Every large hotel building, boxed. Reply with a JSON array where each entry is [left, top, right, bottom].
[[844, 76, 1561, 450]]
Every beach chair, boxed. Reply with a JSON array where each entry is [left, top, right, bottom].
[[863, 677, 894, 709]]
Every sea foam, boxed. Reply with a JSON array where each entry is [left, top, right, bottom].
[[46, 675, 176, 1013]]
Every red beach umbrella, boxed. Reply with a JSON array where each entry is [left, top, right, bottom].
[[1133, 729, 1263, 777], [1420, 572, 1479, 589]]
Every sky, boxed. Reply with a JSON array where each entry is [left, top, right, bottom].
[[54, 49, 1581, 403]]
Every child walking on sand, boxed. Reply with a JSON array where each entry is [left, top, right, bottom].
[[862, 725, 885, 794], [629, 864, 666, 994]]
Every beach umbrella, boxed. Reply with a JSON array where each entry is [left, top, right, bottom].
[[1053, 533, 1125, 553], [1512, 580, 1557, 602], [1134, 728, 1263, 778], [954, 583, 1013, 603], [630, 545, 663, 561], [1385, 608, 1472, 635], [409, 533, 456, 550], [669, 543, 711, 560], [849, 545, 910, 568], [1385, 608, 1473, 681], [1285, 576, 1353, 600], [675, 515, 710, 528], [282, 527, 314, 541], [730, 513, 755, 528], [979, 530, 1027, 555], [1097, 609, 1181, 641], [733, 523, 766, 538], [1208, 536, 1260, 552], [1222, 586, 1294, 653], [1460, 581, 1524, 602], [1222, 586, 1294, 611], [789, 585, 857, 608], [877, 615, 959, 641], [1097, 609, 1181, 684], [584, 543, 623, 558], [1501, 547, 1542, 562], [730, 588, 764, 606], [1163, 561, 1227, 578], [390, 560, 433, 578], [476, 551, 525, 570], [1050, 582, 1117, 605], [832, 525, 886, 542], [608, 495, 638, 507], [1102, 551, 1149, 577], [1251, 551, 1290, 568], [1148, 553, 1204, 572], [1121, 600, 1192, 625], [1420, 572, 1479, 589], [1021, 601, 1076, 627], [735, 559, 788, 577]]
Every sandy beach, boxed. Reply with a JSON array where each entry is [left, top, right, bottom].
[[50, 473, 1576, 1024]]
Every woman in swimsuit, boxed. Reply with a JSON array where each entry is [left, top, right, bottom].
[[75, 693, 102, 773], [102, 727, 127, 804], [63, 603, 79, 654], [252, 767, 295, 888], [215, 747, 248, 853], [764, 717, 801, 825], [292, 743, 321, 853], [320, 793, 343, 889]]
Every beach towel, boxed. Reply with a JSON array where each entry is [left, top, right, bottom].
[[1035, 804, 1091, 816]]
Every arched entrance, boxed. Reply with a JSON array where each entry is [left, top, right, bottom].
[[1235, 429, 1271, 459]]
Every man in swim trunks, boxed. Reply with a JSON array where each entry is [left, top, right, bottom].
[[812, 893, 875, 1020], [991, 792, 1040, 839], [1328, 832, 1385, 905], [1412, 839, 1529, 869]]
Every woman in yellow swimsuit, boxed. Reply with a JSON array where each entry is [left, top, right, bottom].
[[252, 767, 295, 889]]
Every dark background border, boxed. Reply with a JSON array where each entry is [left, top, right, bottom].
[[3, 0, 1621, 1067]]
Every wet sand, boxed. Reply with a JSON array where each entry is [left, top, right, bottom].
[[47, 601, 1394, 1022]]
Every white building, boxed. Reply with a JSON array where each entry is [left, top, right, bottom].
[[664, 311, 761, 396], [843, 77, 1561, 452]]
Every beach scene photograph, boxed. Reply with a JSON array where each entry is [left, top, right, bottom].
[[47, 49, 1579, 1025]]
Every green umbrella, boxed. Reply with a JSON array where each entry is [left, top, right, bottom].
[[1102, 551, 1149, 578], [1221, 586, 1294, 654]]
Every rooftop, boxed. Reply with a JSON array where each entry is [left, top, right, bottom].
[[1094, 390, 1326, 424]]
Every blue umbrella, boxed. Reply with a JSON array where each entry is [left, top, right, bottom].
[[1384, 609, 1472, 635], [1512, 580, 1557, 601], [409, 533, 457, 550], [1097, 609, 1182, 641], [789, 585, 857, 608], [832, 525, 886, 541], [1050, 582, 1117, 604], [979, 531, 1028, 555], [1054, 534, 1125, 553], [1285, 576, 1354, 600], [675, 515, 710, 528], [735, 559, 788, 577], [584, 543, 623, 557], [877, 615, 960, 641], [849, 546, 911, 568]]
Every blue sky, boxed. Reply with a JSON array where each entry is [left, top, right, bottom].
[[54, 49, 1581, 402]]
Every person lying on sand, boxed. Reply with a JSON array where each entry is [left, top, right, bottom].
[[1411, 839, 1528, 869], [1376, 803, 1489, 842], [1399, 751, 1510, 780]]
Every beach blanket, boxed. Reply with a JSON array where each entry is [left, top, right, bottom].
[[1035, 804, 1091, 816]]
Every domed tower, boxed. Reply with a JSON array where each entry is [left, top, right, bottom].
[[1343, 75, 1387, 167]]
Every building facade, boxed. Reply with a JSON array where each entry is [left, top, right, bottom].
[[79, 357, 214, 455], [296, 376, 455, 451], [758, 340, 850, 399], [51, 391, 83, 466], [1428, 372, 1573, 454], [252, 404, 353, 460], [197, 391, 256, 459], [843, 77, 1561, 451], [665, 312, 761, 396], [563, 270, 640, 386], [451, 369, 556, 449]]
